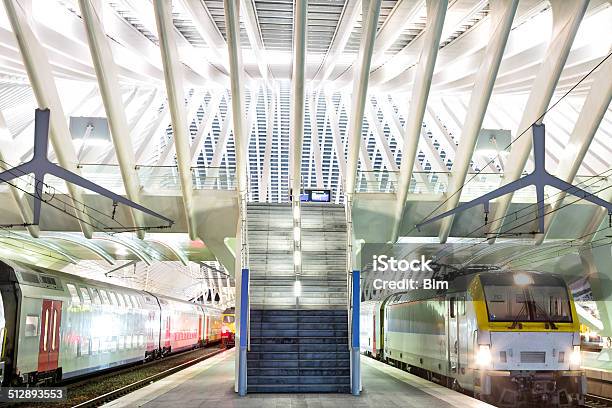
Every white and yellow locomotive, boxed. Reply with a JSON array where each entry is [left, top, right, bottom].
[[362, 271, 586, 407]]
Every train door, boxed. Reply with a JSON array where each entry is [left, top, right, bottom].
[[457, 296, 469, 374], [448, 297, 458, 374], [38, 300, 62, 373], [372, 313, 377, 358], [197, 315, 203, 344]]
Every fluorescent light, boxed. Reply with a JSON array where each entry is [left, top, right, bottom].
[[293, 205, 300, 220], [293, 226, 300, 241], [293, 250, 301, 266], [293, 280, 301, 297]]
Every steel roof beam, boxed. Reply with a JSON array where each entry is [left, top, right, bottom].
[[391, 0, 447, 242], [486, 0, 589, 243], [313, 0, 361, 84], [241, 0, 273, 84], [79, 0, 147, 239], [537, 50, 612, 244], [44, 232, 116, 265], [345, 0, 382, 196], [3, 0, 95, 238], [153, 0, 197, 240], [437, 0, 518, 243], [11, 233, 79, 264]]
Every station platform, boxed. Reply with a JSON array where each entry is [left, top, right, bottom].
[[104, 349, 493, 408]]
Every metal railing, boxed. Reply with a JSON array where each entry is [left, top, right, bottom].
[[0, 164, 238, 195]]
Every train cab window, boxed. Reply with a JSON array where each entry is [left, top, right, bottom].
[[67, 283, 81, 304], [90, 288, 101, 305], [25, 315, 39, 337], [100, 290, 110, 305], [80, 287, 92, 305]]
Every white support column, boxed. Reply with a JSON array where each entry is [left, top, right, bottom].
[[290, 0, 308, 201], [4, 0, 94, 238], [437, 0, 518, 243], [153, 0, 197, 240], [79, 0, 147, 239], [345, 0, 382, 196], [223, 0, 248, 395], [487, 0, 589, 241], [390, 0, 447, 242], [537, 51, 612, 244]]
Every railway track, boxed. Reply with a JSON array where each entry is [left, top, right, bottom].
[[586, 394, 612, 408]]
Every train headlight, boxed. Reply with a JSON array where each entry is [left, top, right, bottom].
[[569, 345, 581, 366], [476, 345, 492, 366]]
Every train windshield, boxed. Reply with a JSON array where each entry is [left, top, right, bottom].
[[481, 273, 572, 323]]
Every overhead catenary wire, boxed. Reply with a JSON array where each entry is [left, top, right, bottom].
[[409, 50, 612, 236]]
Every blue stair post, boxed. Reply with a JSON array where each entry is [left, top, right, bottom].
[[350, 270, 360, 395], [238, 268, 249, 396]]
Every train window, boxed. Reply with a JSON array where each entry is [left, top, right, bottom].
[[25, 315, 39, 337], [91, 338, 100, 354], [81, 337, 90, 356], [125, 335, 132, 349], [139, 335, 144, 347], [100, 290, 110, 304], [43, 310, 49, 351], [118, 336, 124, 350], [67, 284, 81, 304], [80, 287, 92, 305], [90, 288, 101, 305], [51, 310, 58, 351]]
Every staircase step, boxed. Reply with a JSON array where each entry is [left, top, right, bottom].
[[247, 351, 350, 360], [250, 337, 349, 345], [247, 375, 350, 385], [247, 384, 351, 393], [248, 368, 350, 376], [247, 359, 350, 369]]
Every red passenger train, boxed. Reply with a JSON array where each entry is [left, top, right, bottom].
[[0, 260, 223, 385]]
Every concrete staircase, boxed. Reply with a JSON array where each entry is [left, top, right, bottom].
[[247, 203, 348, 309], [247, 309, 350, 392], [246, 203, 350, 392]]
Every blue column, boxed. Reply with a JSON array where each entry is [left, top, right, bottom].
[[238, 268, 249, 396], [351, 270, 360, 395]]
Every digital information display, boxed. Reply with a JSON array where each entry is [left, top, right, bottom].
[[290, 189, 332, 203]]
